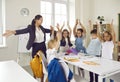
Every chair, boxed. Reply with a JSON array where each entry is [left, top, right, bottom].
[[37, 51, 48, 82], [47, 58, 74, 82]]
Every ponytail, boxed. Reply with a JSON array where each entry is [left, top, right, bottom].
[[31, 15, 43, 26], [31, 19, 35, 26]]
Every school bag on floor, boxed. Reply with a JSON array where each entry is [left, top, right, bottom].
[[30, 54, 43, 78]]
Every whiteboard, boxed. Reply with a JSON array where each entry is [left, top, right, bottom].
[[18, 26, 32, 53]]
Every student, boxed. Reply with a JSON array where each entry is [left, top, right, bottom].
[[101, 20, 115, 82], [73, 19, 86, 78], [47, 32, 73, 82], [101, 20, 115, 60], [47, 36, 60, 64], [87, 20, 102, 56], [57, 22, 73, 52], [87, 20, 102, 82], [73, 19, 86, 53], [3, 15, 53, 58]]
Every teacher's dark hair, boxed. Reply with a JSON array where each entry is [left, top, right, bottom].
[[31, 15, 42, 26]]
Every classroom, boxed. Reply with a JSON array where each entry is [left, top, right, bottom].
[[0, 0, 120, 82]]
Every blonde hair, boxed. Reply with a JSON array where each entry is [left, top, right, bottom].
[[48, 39, 57, 49]]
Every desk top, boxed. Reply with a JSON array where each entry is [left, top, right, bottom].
[[0, 60, 37, 82], [60, 55, 120, 76]]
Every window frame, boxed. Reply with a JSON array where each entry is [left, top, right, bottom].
[[40, 0, 69, 26], [0, 0, 6, 47]]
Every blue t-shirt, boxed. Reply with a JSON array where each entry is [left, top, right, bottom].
[[87, 38, 101, 56], [75, 37, 86, 53]]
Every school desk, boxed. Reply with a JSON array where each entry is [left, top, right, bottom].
[[0, 60, 37, 82], [59, 54, 120, 82]]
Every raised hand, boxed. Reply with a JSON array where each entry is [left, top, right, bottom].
[[79, 21, 82, 26], [67, 21, 70, 27], [50, 25, 54, 31], [56, 23, 60, 31], [110, 19, 116, 43], [110, 19, 114, 29], [88, 20, 93, 30], [75, 19, 79, 25], [50, 25, 54, 36], [56, 31, 62, 41], [111, 19, 113, 26], [89, 20, 92, 26], [95, 21, 99, 26]]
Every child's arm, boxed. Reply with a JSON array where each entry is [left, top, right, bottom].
[[88, 20, 93, 31], [110, 19, 116, 44], [55, 32, 61, 50], [56, 23, 61, 32], [67, 21, 72, 37], [50, 25, 54, 40], [73, 19, 78, 37], [55, 40, 60, 50], [80, 21, 86, 35], [56, 22, 65, 32], [96, 22, 103, 41]]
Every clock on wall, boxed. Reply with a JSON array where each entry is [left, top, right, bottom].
[[20, 8, 29, 16]]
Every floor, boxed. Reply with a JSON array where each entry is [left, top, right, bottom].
[[22, 65, 89, 82]]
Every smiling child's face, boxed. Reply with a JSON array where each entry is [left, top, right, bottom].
[[63, 31, 68, 38], [103, 32, 111, 41], [77, 31, 82, 37]]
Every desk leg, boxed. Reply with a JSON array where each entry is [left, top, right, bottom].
[[73, 65, 75, 74], [98, 75, 103, 82]]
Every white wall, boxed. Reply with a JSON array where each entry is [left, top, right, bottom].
[[0, 0, 40, 61], [75, 0, 80, 19], [0, 0, 75, 64], [81, 0, 120, 41]]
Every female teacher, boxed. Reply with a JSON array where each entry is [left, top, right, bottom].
[[3, 15, 53, 58]]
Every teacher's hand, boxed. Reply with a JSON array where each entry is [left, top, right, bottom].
[[2, 30, 16, 37]]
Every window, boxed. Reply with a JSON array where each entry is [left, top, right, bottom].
[[40, 0, 68, 41], [40, 0, 75, 41], [41, 1, 52, 28], [0, 0, 5, 47], [55, 3, 67, 25], [40, 0, 68, 26]]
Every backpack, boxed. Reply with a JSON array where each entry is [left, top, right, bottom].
[[30, 54, 43, 78]]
